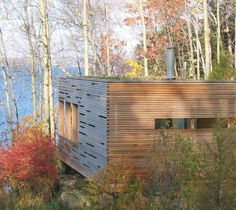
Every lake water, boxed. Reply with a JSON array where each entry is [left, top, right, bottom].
[[0, 67, 82, 143]]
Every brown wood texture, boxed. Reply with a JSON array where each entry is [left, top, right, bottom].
[[65, 102, 72, 140], [58, 100, 64, 136], [107, 82, 236, 177], [58, 78, 108, 176], [58, 79, 236, 178], [71, 103, 78, 142]]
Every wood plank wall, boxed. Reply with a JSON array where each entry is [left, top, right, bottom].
[[107, 82, 236, 177], [58, 78, 108, 176]]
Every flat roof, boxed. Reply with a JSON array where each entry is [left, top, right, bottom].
[[59, 77, 236, 84]]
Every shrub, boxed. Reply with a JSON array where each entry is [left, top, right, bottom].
[[147, 131, 203, 209], [209, 53, 234, 80], [85, 162, 148, 210], [0, 117, 58, 208], [125, 59, 144, 78], [196, 118, 236, 210]]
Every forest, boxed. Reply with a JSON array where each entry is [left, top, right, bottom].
[[0, 0, 236, 209]]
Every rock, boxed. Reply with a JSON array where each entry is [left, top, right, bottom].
[[59, 175, 85, 189], [62, 179, 77, 188], [60, 190, 90, 209]]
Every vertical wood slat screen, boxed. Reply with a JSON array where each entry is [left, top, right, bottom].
[[65, 102, 72, 141], [72, 103, 78, 142], [58, 100, 64, 137]]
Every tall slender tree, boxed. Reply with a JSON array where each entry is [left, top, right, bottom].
[[40, 0, 55, 136], [0, 28, 19, 131], [234, 0, 236, 78], [217, 0, 221, 64], [203, 0, 212, 79], [23, 0, 37, 120], [104, 0, 111, 76], [83, 0, 89, 76], [139, 0, 148, 77]]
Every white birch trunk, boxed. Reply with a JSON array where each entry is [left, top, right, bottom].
[[234, 0, 236, 78], [203, 0, 212, 79], [1, 66, 13, 131], [88, 33, 105, 75], [225, 21, 233, 56], [139, 0, 148, 77], [40, 0, 55, 136], [0, 28, 19, 130], [92, 36, 97, 76], [24, 0, 37, 120], [104, 0, 111, 76], [187, 19, 194, 78], [83, 0, 89, 76], [195, 21, 200, 80], [217, 0, 221, 64]]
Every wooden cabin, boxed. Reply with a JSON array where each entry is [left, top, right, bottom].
[[57, 78, 236, 177]]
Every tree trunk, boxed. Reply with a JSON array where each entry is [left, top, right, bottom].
[[234, 0, 236, 79], [203, 0, 212, 79], [0, 29, 19, 131], [9, 78, 19, 127], [187, 19, 194, 78], [217, 0, 221, 64], [196, 23, 200, 80], [88, 32, 105, 75], [139, 0, 148, 77], [92, 35, 97, 76], [226, 20, 233, 57], [104, 0, 111, 76], [24, 0, 37, 120], [31, 13, 43, 122], [40, 0, 55, 136], [1, 66, 13, 131], [83, 0, 89, 76], [35, 38, 43, 122], [39, 60, 43, 121]]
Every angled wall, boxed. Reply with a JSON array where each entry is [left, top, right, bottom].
[[58, 78, 108, 177]]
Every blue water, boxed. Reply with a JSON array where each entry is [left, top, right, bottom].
[[0, 66, 83, 143]]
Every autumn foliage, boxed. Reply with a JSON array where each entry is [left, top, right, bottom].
[[0, 118, 58, 203]]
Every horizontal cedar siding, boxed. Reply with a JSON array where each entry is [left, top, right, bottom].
[[107, 82, 236, 177]]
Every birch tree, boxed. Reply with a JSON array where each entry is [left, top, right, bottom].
[[83, 0, 89, 76], [194, 19, 201, 80], [217, 0, 221, 64], [0, 62, 13, 131], [187, 18, 194, 77], [0, 28, 19, 131], [234, 0, 236, 76], [203, 0, 212, 79], [138, 0, 148, 77], [104, 0, 111, 76], [40, 0, 55, 136], [23, 0, 37, 120]]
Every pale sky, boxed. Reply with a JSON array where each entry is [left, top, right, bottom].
[[0, 0, 139, 62]]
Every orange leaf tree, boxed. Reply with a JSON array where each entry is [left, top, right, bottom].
[[0, 117, 58, 204]]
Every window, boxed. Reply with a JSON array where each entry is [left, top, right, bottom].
[[196, 118, 227, 129], [155, 118, 229, 129], [58, 100, 79, 143], [155, 118, 187, 129], [155, 119, 173, 129]]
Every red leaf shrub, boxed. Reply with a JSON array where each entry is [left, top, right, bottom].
[[0, 119, 58, 191]]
